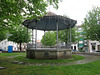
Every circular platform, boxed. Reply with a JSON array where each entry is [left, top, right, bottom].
[[26, 48, 72, 59]]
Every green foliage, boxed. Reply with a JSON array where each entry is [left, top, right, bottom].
[[8, 26, 30, 43], [87, 25, 100, 41], [0, 30, 7, 41], [41, 28, 77, 47], [41, 31, 56, 46], [58, 28, 77, 43], [0, 0, 61, 43], [82, 6, 100, 41], [8, 26, 31, 51], [0, 0, 25, 28], [0, 0, 61, 29], [47, 0, 62, 9]]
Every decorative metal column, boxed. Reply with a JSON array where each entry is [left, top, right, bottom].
[[56, 20, 58, 50], [35, 26, 37, 49], [44, 31, 45, 48], [32, 29, 33, 45], [27, 25, 28, 48], [70, 25, 71, 49], [67, 29, 69, 48]]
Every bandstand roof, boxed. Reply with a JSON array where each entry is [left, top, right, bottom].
[[22, 12, 77, 31]]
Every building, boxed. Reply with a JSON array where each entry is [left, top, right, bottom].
[[75, 25, 100, 52], [0, 39, 18, 51], [0, 39, 27, 51], [71, 43, 78, 51], [88, 40, 100, 52], [70, 25, 84, 51], [76, 25, 85, 49]]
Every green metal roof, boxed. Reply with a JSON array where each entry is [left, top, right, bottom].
[[22, 12, 77, 31]]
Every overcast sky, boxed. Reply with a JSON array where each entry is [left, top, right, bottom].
[[37, 0, 100, 41]]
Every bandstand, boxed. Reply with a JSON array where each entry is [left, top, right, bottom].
[[22, 12, 77, 59]]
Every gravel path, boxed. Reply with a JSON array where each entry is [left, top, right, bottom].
[[11, 54, 100, 66], [7, 55, 22, 58], [63, 54, 100, 65]]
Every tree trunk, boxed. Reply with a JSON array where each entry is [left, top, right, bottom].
[[65, 41, 67, 48], [65, 37, 68, 48], [19, 42, 22, 51]]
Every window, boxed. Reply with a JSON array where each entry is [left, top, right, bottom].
[[14, 47, 16, 50], [79, 41, 83, 44], [5, 42, 6, 44], [5, 47, 6, 50]]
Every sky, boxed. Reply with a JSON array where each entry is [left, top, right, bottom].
[[36, 0, 100, 41]]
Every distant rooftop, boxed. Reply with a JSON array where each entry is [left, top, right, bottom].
[[44, 11, 57, 16]]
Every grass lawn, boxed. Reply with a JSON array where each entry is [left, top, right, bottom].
[[14, 54, 85, 63], [0, 53, 85, 63], [0, 53, 100, 75]]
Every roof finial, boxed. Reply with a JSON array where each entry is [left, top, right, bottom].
[[48, 5, 51, 12]]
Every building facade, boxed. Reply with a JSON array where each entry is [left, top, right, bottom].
[[76, 25, 84, 49], [71, 43, 78, 51], [0, 39, 27, 51], [75, 25, 100, 52], [88, 40, 100, 52], [0, 39, 18, 51]]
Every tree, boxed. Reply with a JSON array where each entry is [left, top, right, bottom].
[[58, 28, 77, 46], [0, 0, 62, 29], [41, 28, 77, 47], [82, 6, 100, 41], [41, 31, 56, 47], [8, 26, 31, 51], [87, 25, 100, 41], [0, 30, 7, 42]]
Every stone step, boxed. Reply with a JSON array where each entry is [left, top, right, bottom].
[[0, 67, 6, 70]]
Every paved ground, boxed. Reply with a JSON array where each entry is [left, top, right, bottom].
[[7, 55, 22, 58], [63, 54, 100, 65], [8, 54, 100, 66]]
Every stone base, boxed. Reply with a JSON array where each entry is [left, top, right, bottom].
[[0, 51, 2, 53], [0, 67, 6, 70], [26, 48, 72, 59]]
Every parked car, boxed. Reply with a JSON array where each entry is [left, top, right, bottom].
[[0, 49, 5, 51]]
